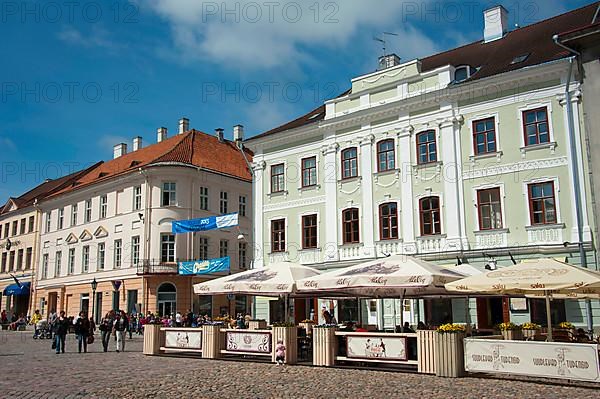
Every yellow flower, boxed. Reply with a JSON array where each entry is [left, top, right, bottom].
[[437, 323, 466, 333]]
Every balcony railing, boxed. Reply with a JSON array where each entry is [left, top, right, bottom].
[[136, 259, 179, 275]]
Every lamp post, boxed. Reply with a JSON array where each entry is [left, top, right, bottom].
[[91, 278, 98, 323]]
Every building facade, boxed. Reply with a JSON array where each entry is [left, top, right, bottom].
[[34, 121, 253, 321], [246, 4, 600, 330]]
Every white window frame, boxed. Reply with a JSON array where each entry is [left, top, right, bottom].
[[299, 154, 319, 188], [85, 199, 92, 223], [298, 211, 320, 249], [219, 239, 229, 258], [268, 216, 288, 253], [97, 242, 105, 270], [133, 185, 142, 211], [466, 112, 502, 160], [131, 236, 140, 267], [68, 248, 75, 275], [82, 245, 90, 273], [238, 241, 247, 269], [517, 101, 556, 150], [100, 195, 108, 219], [219, 191, 228, 214], [415, 191, 445, 237], [45, 211, 51, 233], [198, 236, 209, 260], [160, 234, 175, 263], [200, 186, 209, 211], [339, 205, 361, 244], [41, 254, 49, 280], [162, 182, 177, 207], [58, 208, 64, 230], [71, 203, 78, 226], [114, 239, 123, 268], [54, 251, 62, 277], [238, 195, 247, 217]]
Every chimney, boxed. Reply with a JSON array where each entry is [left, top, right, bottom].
[[113, 143, 127, 159], [233, 125, 244, 148], [132, 136, 142, 151], [157, 127, 168, 143], [484, 5, 508, 43], [215, 128, 225, 143], [178, 117, 189, 134], [377, 54, 401, 71]]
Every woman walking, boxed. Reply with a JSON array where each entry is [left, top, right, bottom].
[[53, 311, 69, 354], [99, 311, 114, 352], [113, 311, 128, 352], [74, 311, 91, 353]]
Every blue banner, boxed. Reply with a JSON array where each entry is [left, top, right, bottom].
[[178, 257, 230, 275], [172, 213, 239, 234]]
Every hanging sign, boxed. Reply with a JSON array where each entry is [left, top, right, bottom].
[[172, 213, 238, 234], [178, 257, 230, 275]]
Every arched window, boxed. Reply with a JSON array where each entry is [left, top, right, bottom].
[[379, 203, 398, 240], [341, 147, 358, 179], [416, 130, 437, 164], [377, 139, 395, 172], [157, 282, 177, 317], [419, 197, 441, 236], [342, 208, 360, 244]]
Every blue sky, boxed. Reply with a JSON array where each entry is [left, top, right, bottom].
[[0, 0, 593, 203]]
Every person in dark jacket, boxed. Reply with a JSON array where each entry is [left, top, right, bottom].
[[99, 311, 114, 352], [74, 311, 91, 353], [53, 311, 69, 354], [113, 311, 128, 352]]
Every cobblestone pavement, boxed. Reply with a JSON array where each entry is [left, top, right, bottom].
[[1, 331, 599, 398]]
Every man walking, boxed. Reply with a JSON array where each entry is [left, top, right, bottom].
[[100, 311, 114, 352], [113, 311, 128, 352], [53, 311, 69, 354]]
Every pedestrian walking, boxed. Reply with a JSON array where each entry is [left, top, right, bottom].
[[74, 311, 91, 353], [113, 311, 128, 352], [99, 311, 114, 352], [53, 311, 69, 354]]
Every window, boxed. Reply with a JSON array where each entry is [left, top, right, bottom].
[[271, 219, 286, 252], [1, 253, 6, 273], [82, 245, 90, 273], [68, 248, 75, 275], [523, 107, 550, 146], [16, 249, 23, 270], [473, 117, 496, 155], [238, 242, 247, 269], [377, 140, 395, 172], [528, 182, 557, 225], [8, 251, 15, 271], [477, 188, 503, 230], [97, 243, 105, 270], [25, 247, 32, 269], [200, 187, 209, 211], [219, 239, 229, 258], [342, 208, 360, 244], [54, 251, 62, 277], [58, 208, 64, 230], [416, 130, 437, 164], [85, 199, 92, 223], [301, 156, 317, 187], [198, 237, 209, 260], [12, 221, 17, 236], [67, 248, 75, 274], [302, 214, 318, 249], [100, 195, 108, 219], [71, 204, 78, 226], [41, 254, 49, 280], [45, 212, 51, 233], [4, 223, 9, 238], [133, 186, 142, 211], [238, 196, 247, 217], [419, 197, 441, 235], [160, 235, 175, 263], [162, 182, 177, 207], [28, 216, 34, 233], [379, 203, 398, 240], [114, 239, 123, 268], [219, 191, 228, 214], [341, 148, 358, 179], [131, 236, 140, 267], [271, 164, 285, 192], [19, 218, 25, 235]]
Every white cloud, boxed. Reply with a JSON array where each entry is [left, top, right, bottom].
[[146, 0, 441, 68], [97, 134, 130, 154], [57, 26, 121, 51]]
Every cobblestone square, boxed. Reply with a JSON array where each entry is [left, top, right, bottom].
[[1, 331, 599, 399]]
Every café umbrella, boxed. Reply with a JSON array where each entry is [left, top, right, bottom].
[[445, 258, 600, 341]]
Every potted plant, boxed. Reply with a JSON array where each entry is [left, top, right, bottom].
[[299, 319, 315, 335], [497, 322, 523, 340], [435, 324, 465, 378], [556, 321, 575, 340], [521, 322, 541, 340]]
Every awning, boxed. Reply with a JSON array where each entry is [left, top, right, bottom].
[[3, 281, 31, 296]]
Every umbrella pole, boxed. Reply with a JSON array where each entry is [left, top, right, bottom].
[[545, 291, 553, 342], [392, 299, 397, 332], [356, 297, 362, 326], [399, 289, 405, 332]]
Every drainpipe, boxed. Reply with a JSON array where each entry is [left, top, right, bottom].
[[553, 36, 594, 335]]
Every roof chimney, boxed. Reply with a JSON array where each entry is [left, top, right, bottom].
[[377, 54, 401, 71], [484, 5, 508, 43], [178, 117, 189, 134], [215, 128, 225, 143], [233, 125, 244, 148], [133, 136, 142, 151], [157, 127, 168, 143], [113, 143, 127, 159]]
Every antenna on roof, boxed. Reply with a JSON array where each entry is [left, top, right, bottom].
[[373, 32, 398, 57]]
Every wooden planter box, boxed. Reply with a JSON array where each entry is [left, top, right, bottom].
[[312, 327, 337, 367], [417, 330, 436, 374], [501, 329, 523, 341], [272, 326, 298, 365], [143, 324, 165, 356], [248, 320, 267, 330], [522, 329, 540, 340], [202, 325, 224, 359], [299, 322, 314, 336], [435, 332, 464, 378]]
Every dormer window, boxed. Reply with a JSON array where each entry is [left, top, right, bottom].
[[453, 65, 477, 83], [511, 53, 529, 64]]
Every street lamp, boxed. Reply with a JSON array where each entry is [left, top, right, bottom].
[[91, 278, 98, 322]]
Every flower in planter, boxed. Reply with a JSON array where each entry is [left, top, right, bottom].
[[496, 322, 521, 331], [300, 319, 315, 324], [272, 322, 296, 328], [437, 323, 466, 333], [521, 322, 541, 330], [558, 321, 574, 329]]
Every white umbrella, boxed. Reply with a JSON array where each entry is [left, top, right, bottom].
[[445, 258, 600, 341]]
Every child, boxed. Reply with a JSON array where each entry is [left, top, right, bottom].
[[275, 340, 286, 365]]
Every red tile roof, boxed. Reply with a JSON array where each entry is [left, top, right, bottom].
[[49, 130, 252, 199], [249, 2, 599, 141]]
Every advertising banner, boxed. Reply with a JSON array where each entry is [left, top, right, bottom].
[[178, 257, 230, 275], [347, 335, 407, 361], [464, 338, 600, 382], [165, 330, 202, 350], [226, 331, 271, 354], [172, 213, 239, 234]]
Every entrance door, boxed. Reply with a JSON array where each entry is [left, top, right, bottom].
[[127, 290, 138, 314], [157, 283, 177, 317], [112, 291, 120, 311], [95, 292, 103, 323], [47, 293, 58, 317], [80, 294, 89, 315]]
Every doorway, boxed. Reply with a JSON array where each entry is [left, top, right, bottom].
[[476, 297, 508, 329], [95, 292, 103, 323], [157, 283, 176, 317], [127, 290, 138, 314], [47, 293, 58, 317], [112, 291, 120, 311], [80, 294, 89, 315]]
